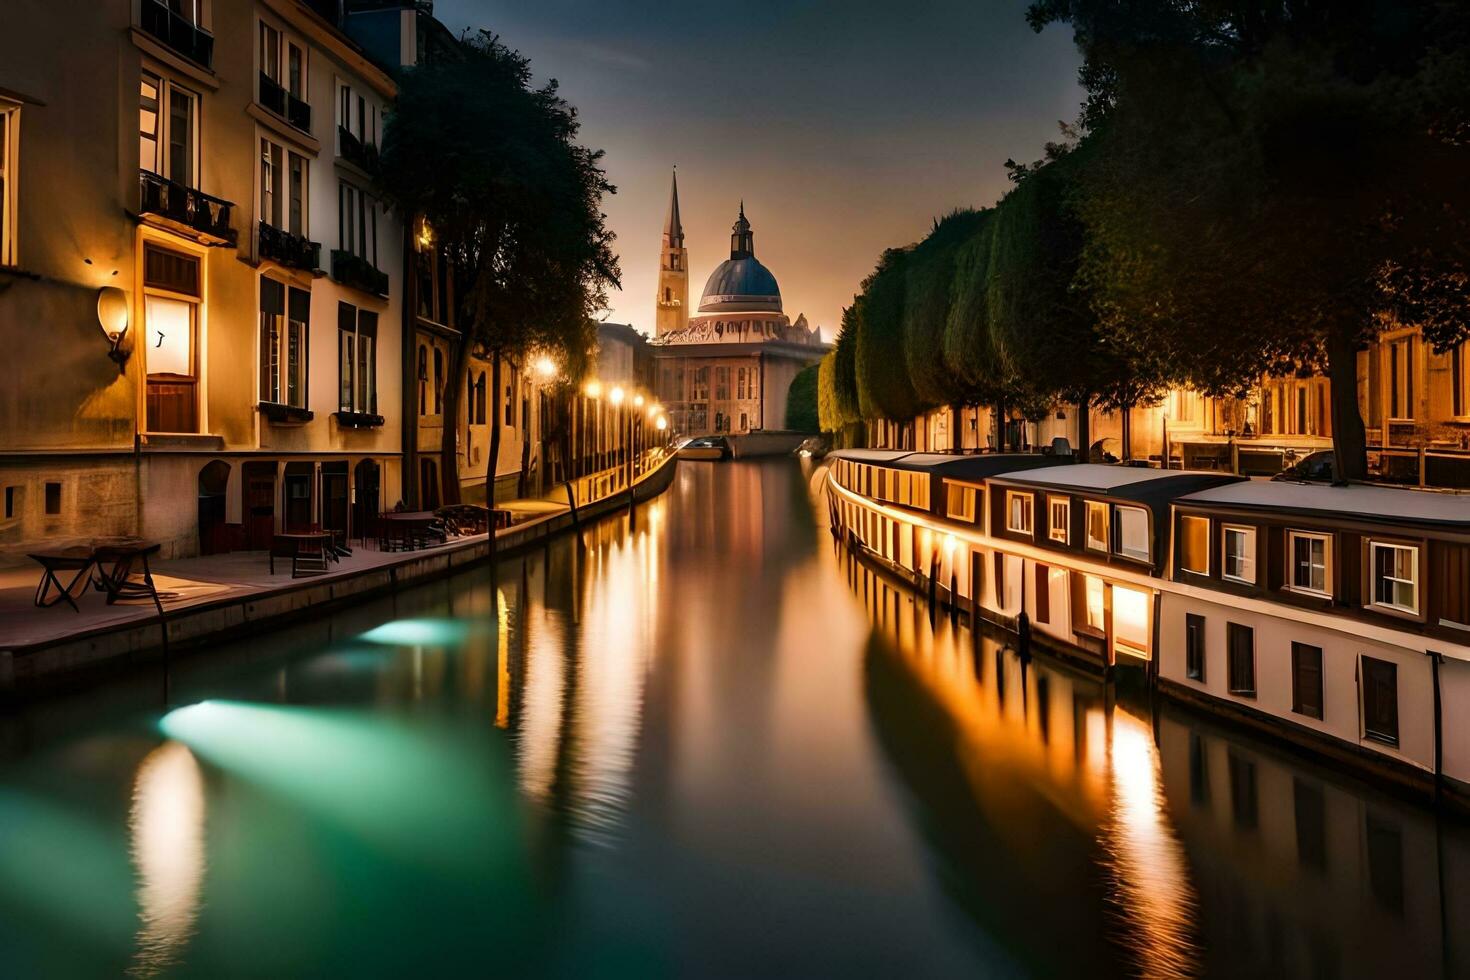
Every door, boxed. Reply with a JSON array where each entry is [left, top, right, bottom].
[[321, 463, 349, 540], [353, 459, 380, 541], [242, 461, 277, 550]]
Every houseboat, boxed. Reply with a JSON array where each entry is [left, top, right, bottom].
[[824, 449, 1470, 805]]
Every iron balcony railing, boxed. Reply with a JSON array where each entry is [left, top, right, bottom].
[[139, 0, 214, 69], [259, 222, 321, 272], [138, 170, 236, 245], [330, 249, 390, 297], [337, 126, 380, 174], [258, 72, 312, 133]]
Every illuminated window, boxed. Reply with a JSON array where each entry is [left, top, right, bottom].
[[1222, 525, 1256, 584], [1179, 515, 1209, 575], [1084, 574, 1105, 631], [1048, 496, 1069, 544], [337, 302, 377, 415], [0, 102, 16, 266], [1388, 336, 1415, 420], [140, 74, 197, 186], [1115, 506, 1150, 561], [1085, 500, 1108, 552], [1006, 491, 1033, 535], [258, 277, 309, 409], [1287, 531, 1331, 597], [946, 484, 976, 522], [1113, 585, 1150, 656], [1369, 541, 1418, 615], [143, 244, 201, 433]]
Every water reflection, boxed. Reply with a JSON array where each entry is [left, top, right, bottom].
[[128, 741, 205, 978], [842, 539, 1469, 978]]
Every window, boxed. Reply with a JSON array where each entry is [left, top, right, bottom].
[[1048, 496, 1069, 544], [1454, 342, 1469, 419], [1006, 491, 1033, 535], [1035, 564, 1050, 624], [1292, 642, 1323, 720], [337, 81, 379, 147], [947, 484, 976, 522], [1227, 622, 1255, 697], [3, 486, 16, 520], [140, 74, 197, 186], [0, 102, 16, 266], [417, 345, 427, 415], [1388, 336, 1415, 420], [260, 138, 308, 237], [1222, 525, 1256, 584], [1185, 613, 1205, 681], [1361, 656, 1399, 746], [1115, 506, 1150, 562], [338, 182, 378, 265], [714, 366, 730, 400], [260, 22, 307, 105], [258, 278, 309, 408], [691, 367, 709, 401], [1179, 515, 1209, 575], [1086, 500, 1108, 551], [736, 368, 749, 400], [143, 244, 201, 432], [1084, 574, 1105, 631], [1287, 531, 1331, 597], [1369, 542, 1419, 615], [337, 302, 377, 415], [432, 348, 443, 414], [44, 482, 61, 516]]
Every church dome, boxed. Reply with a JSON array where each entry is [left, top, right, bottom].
[[697, 202, 783, 313], [699, 257, 782, 313]]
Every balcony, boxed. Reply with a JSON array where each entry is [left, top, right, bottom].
[[138, 170, 236, 246], [337, 126, 380, 175], [331, 249, 389, 297], [259, 222, 321, 272], [140, 0, 215, 69], [258, 73, 312, 133]]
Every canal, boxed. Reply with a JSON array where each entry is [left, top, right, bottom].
[[0, 459, 1464, 977]]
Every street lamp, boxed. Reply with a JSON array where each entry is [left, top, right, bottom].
[[533, 355, 558, 381], [609, 386, 625, 406], [96, 286, 130, 369]]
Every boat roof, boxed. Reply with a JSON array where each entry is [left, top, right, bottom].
[[1179, 480, 1470, 528], [830, 450, 1069, 480], [990, 464, 1243, 494]]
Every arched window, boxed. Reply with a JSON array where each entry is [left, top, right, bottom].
[[417, 345, 428, 416], [433, 348, 444, 414]]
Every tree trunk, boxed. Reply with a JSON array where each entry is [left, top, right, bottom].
[[440, 334, 471, 506], [1327, 321, 1368, 481], [1121, 403, 1133, 462], [1075, 395, 1090, 464], [486, 353, 503, 508]]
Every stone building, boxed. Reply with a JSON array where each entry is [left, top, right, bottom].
[[649, 175, 827, 438]]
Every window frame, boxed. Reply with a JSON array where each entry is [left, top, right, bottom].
[[1291, 642, 1324, 720], [1047, 495, 1069, 544], [1360, 655, 1400, 747], [1005, 490, 1034, 536], [337, 300, 377, 415], [1114, 504, 1151, 563], [1185, 613, 1206, 681], [1179, 514, 1210, 576], [1085, 500, 1109, 552], [258, 276, 310, 409], [0, 101, 17, 266], [1226, 621, 1256, 698], [140, 73, 199, 187], [946, 483, 976, 523], [1286, 530, 1333, 599], [1222, 524, 1257, 585], [1368, 540, 1420, 616]]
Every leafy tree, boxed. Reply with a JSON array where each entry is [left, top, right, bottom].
[[380, 32, 618, 504], [821, 310, 865, 441], [1032, 0, 1470, 479], [785, 364, 820, 433], [855, 249, 927, 435], [902, 210, 989, 409]]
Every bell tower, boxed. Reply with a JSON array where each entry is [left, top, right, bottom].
[[655, 169, 689, 337]]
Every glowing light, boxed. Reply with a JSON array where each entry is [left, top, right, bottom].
[[415, 219, 434, 251], [584, 380, 602, 399], [943, 534, 958, 556], [655, 416, 668, 432], [1112, 585, 1150, 658], [358, 618, 469, 647], [532, 355, 558, 381], [647, 402, 662, 418], [129, 741, 206, 978], [609, 386, 626, 406], [633, 394, 645, 409]]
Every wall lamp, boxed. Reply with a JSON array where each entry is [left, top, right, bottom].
[[96, 286, 130, 369]]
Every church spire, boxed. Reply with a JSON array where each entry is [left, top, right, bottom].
[[730, 201, 754, 260], [663, 168, 684, 249]]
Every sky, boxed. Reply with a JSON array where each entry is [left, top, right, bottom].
[[433, 0, 1084, 341]]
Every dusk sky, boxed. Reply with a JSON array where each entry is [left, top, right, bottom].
[[433, 0, 1083, 340]]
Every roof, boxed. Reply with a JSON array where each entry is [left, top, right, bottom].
[[991, 463, 1234, 492], [1179, 480, 1470, 527], [699, 257, 782, 313], [829, 450, 1070, 481]]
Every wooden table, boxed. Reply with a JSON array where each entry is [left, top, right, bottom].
[[28, 540, 169, 615], [270, 532, 335, 577], [27, 546, 97, 612], [378, 512, 442, 551]]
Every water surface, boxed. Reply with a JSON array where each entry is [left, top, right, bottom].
[[0, 459, 1463, 977]]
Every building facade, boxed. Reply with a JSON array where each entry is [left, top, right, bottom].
[[649, 176, 827, 438]]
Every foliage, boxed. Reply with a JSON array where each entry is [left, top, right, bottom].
[[785, 364, 820, 433], [854, 248, 926, 420], [901, 210, 989, 408]]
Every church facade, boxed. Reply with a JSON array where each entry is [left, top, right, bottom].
[[650, 173, 828, 438]]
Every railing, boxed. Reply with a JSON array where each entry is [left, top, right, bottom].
[[140, 0, 214, 69], [138, 170, 236, 245], [258, 222, 320, 272], [330, 249, 389, 297], [337, 126, 380, 174], [259, 73, 311, 133]]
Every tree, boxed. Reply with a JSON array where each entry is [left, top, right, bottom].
[[380, 32, 618, 505], [785, 363, 820, 433], [855, 249, 927, 442], [820, 312, 865, 442], [1032, 0, 1470, 479]]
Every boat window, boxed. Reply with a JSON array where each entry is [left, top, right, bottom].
[[1222, 525, 1256, 584], [1085, 501, 1108, 552], [1286, 531, 1332, 597], [1048, 496, 1069, 544], [1115, 506, 1150, 561], [1006, 491, 1033, 535], [1179, 515, 1209, 574], [1369, 541, 1418, 615]]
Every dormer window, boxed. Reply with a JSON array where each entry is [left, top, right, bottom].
[[1006, 490, 1033, 535], [1287, 530, 1331, 597], [1369, 541, 1418, 615], [1114, 506, 1150, 562]]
